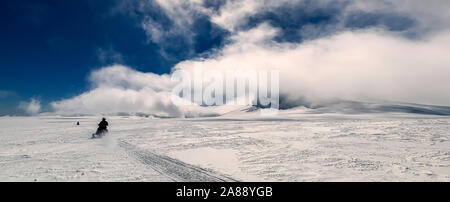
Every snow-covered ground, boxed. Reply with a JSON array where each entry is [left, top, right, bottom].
[[1, 111, 449, 181]]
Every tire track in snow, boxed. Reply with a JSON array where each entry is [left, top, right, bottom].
[[119, 141, 238, 182]]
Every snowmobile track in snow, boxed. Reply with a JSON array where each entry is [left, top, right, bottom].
[[119, 141, 238, 182]]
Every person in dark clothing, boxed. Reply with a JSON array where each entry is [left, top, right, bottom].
[[93, 118, 109, 138], [98, 118, 108, 130]]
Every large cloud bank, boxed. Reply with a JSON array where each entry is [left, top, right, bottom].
[[51, 0, 450, 116], [51, 66, 220, 117]]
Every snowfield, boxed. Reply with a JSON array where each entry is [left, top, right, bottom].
[[0, 111, 449, 182]]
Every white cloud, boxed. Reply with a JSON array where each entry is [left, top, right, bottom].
[[51, 65, 220, 117], [210, 0, 450, 35], [347, 0, 450, 34], [52, 86, 181, 117], [140, 0, 209, 45], [50, 1, 450, 116], [153, 0, 209, 26], [19, 99, 41, 115], [137, 0, 450, 49], [173, 24, 450, 106], [88, 65, 173, 91], [141, 17, 165, 44], [210, 0, 264, 32]]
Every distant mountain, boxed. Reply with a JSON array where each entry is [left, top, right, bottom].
[[271, 100, 450, 116]]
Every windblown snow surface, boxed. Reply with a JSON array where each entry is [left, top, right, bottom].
[[1, 108, 449, 182]]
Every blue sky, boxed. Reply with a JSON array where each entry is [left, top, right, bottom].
[[0, 0, 229, 114], [1, 0, 449, 116]]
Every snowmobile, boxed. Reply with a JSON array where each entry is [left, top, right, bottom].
[[92, 118, 109, 139], [92, 128, 108, 139]]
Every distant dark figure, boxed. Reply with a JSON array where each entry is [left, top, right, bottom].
[[92, 118, 109, 138], [77, 122, 80, 126]]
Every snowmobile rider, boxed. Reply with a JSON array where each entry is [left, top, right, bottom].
[[98, 118, 109, 132], [92, 118, 109, 138]]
